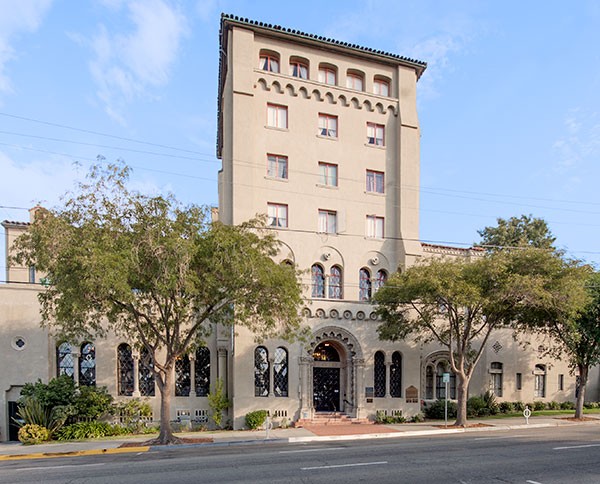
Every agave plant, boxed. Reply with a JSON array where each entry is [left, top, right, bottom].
[[15, 397, 69, 437]]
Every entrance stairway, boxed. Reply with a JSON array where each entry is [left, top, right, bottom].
[[294, 412, 371, 427]]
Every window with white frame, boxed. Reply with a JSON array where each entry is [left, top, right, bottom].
[[318, 209, 337, 234], [289, 57, 308, 79], [318, 162, 338, 187], [259, 51, 279, 73], [318, 64, 337, 85], [366, 215, 384, 238], [373, 77, 390, 96], [346, 71, 364, 91], [490, 362, 503, 397], [267, 203, 288, 228], [267, 154, 288, 179], [267, 103, 288, 129], [318, 113, 338, 138], [534, 364, 546, 398], [366, 170, 384, 193], [367, 122, 385, 146]]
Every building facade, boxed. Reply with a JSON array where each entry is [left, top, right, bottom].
[[0, 15, 595, 440]]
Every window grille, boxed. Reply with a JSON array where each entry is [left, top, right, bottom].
[[254, 346, 270, 397], [195, 347, 211, 397], [390, 351, 402, 398], [273, 347, 288, 397], [139, 347, 155, 397], [175, 355, 191, 397], [117, 343, 134, 396], [79, 342, 96, 386], [374, 351, 386, 397]]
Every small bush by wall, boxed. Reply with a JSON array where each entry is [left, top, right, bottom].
[[245, 410, 268, 430]]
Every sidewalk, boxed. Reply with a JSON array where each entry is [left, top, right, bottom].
[[1, 416, 598, 461]]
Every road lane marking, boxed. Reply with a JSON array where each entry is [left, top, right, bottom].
[[301, 461, 387, 470], [280, 447, 344, 454], [554, 443, 600, 450], [472, 434, 527, 441], [526, 480, 544, 484]]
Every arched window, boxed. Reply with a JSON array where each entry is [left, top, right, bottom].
[[373, 76, 391, 97], [346, 69, 364, 91], [390, 351, 402, 398], [254, 346, 270, 397], [79, 342, 96, 386], [436, 362, 456, 399], [259, 50, 279, 73], [359, 268, 372, 301], [175, 354, 191, 397], [374, 351, 386, 397], [329, 265, 343, 299], [273, 347, 288, 397], [374, 269, 388, 293], [534, 364, 546, 398], [312, 264, 325, 298], [289, 56, 309, 79], [139, 347, 155, 397], [490, 362, 503, 397], [56, 342, 74, 378], [425, 365, 434, 399], [195, 347, 210, 397], [117, 343, 134, 396], [318, 63, 337, 85], [313, 342, 340, 361]]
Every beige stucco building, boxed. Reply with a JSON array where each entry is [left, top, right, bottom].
[[0, 15, 595, 441]]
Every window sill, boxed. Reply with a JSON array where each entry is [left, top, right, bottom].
[[316, 134, 338, 141], [365, 143, 386, 149], [316, 184, 339, 190], [317, 232, 338, 236], [265, 176, 289, 183], [365, 236, 385, 241], [265, 126, 289, 132], [364, 190, 385, 197]]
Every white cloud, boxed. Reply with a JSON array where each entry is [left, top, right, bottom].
[[88, 0, 189, 124], [0, 0, 53, 95], [553, 109, 600, 173]]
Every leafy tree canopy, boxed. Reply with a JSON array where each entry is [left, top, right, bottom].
[[476, 214, 556, 251], [13, 162, 304, 443]]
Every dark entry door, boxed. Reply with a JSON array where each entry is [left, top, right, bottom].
[[8, 401, 20, 441], [313, 367, 340, 411]]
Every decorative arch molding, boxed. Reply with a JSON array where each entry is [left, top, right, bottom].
[[308, 325, 363, 360], [253, 78, 399, 115]]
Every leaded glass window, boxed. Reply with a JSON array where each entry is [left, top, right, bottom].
[[390, 351, 402, 398], [425, 365, 434, 399], [374, 270, 388, 293], [57, 342, 74, 378], [436, 362, 456, 399], [374, 351, 386, 398], [273, 347, 288, 397], [359, 268, 372, 301], [175, 355, 191, 397], [117, 343, 134, 396], [139, 347, 155, 397], [254, 346, 269, 397], [311, 264, 325, 298], [329, 265, 343, 299], [79, 342, 96, 386], [195, 347, 210, 397]]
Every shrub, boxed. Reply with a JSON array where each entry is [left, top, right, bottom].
[[513, 401, 525, 412], [374, 411, 406, 424], [547, 401, 560, 410], [410, 413, 425, 423], [73, 386, 113, 420], [482, 391, 499, 415], [112, 399, 152, 432], [499, 401, 514, 413], [533, 401, 546, 411], [18, 424, 50, 445], [467, 396, 486, 417], [207, 378, 231, 429], [245, 410, 268, 430], [56, 422, 128, 440], [20, 376, 76, 409], [584, 402, 599, 409], [16, 397, 68, 437], [423, 399, 457, 420], [560, 401, 575, 410]]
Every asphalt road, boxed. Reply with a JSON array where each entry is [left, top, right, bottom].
[[2, 426, 600, 483]]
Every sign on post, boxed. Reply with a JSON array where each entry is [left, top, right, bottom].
[[523, 405, 531, 425], [442, 373, 450, 427]]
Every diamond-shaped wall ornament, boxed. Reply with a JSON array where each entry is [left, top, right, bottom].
[[492, 341, 502, 354]]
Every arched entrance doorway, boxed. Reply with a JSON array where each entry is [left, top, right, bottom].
[[312, 342, 343, 412]]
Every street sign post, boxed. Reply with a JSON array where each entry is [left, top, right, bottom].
[[442, 372, 450, 427], [523, 405, 531, 425]]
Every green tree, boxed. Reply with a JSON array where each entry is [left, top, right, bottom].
[[476, 214, 556, 251], [13, 163, 303, 444], [374, 248, 585, 426]]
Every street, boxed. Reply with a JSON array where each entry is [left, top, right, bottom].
[[1, 425, 600, 483]]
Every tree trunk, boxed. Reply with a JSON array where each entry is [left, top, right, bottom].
[[575, 364, 588, 419], [155, 360, 180, 445], [454, 376, 470, 427]]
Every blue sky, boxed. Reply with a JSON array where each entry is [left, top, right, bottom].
[[1, 0, 599, 273]]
